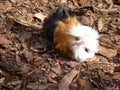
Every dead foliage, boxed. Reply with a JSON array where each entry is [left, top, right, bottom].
[[0, 0, 120, 90]]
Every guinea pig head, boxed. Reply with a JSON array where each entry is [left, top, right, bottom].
[[68, 25, 99, 62]]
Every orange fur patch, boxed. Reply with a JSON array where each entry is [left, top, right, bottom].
[[54, 17, 81, 57]]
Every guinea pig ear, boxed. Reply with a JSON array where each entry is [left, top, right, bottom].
[[75, 36, 80, 41], [75, 37, 84, 45], [55, 5, 70, 19], [62, 7, 70, 18]]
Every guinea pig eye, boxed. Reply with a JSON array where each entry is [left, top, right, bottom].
[[75, 37, 80, 41], [85, 48, 89, 52]]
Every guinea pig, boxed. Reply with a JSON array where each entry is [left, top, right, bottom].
[[42, 6, 99, 62]]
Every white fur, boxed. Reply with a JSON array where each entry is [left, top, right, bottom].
[[69, 24, 99, 62]]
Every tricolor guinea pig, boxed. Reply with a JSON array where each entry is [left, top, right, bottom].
[[42, 6, 99, 62]]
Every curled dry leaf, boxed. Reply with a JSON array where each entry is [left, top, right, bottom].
[[77, 77, 94, 90], [114, 66, 120, 72], [9, 0, 16, 4], [19, 64, 31, 74], [7, 80, 22, 86], [105, 86, 119, 90], [41, 0, 48, 4], [103, 63, 115, 73], [105, 0, 113, 5], [20, 32, 32, 40], [87, 56, 100, 62], [97, 55, 108, 62], [58, 69, 79, 90], [0, 37, 12, 45], [23, 49, 33, 61], [66, 61, 80, 68], [27, 83, 51, 90], [60, 0, 67, 3], [47, 75, 57, 84], [98, 45, 117, 58], [0, 77, 5, 84], [70, 82, 79, 90], [13, 85, 21, 90], [0, 3, 11, 11], [51, 67, 62, 75], [34, 13, 47, 22], [80, 16, 91, 26], [99, 35, 114, 48], [97, 18, 104, 32], [112, 72, 120, 80], [51, 63, 62, 75], [34, 57, 45, 66]]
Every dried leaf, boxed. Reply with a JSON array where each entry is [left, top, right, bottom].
[[51, 67, 62, 75], [58, 69, 79, 90], [48, 71, 57, 78], [47, 75, 57, 84], [0, 37, 12, 45], [87, 56, 100, 62], [34, 13, 47, 22], [0, 3, 11, 11], [27, 83, 51, 90], [70, 82, 79, 90], [103, 63, 115, 73], [7, 80, 22, 86], [23, 49, 33, 61], [0, 77, 5, 84], [80, 16, 90, 25], [66, 61, 80, 67], [13, 85, 21, 90], [99, 45, 117, 58], [77, 78, 94, 90], [105, 0, 113, 5], [98, 18, 104, 32], [9, 0, 16, 4], [105, 86, 119, 90], [20, 64, 30, 74], [51, 63, 62, 75], [20, 32, 32, 40], [114, 66, 120, 72], [60, 0, 67, 3], [34, 57, 45, 66], [112, 72, 120, 80], [41, 0, 48, 4]]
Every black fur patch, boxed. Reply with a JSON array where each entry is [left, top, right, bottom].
[[42, 6, 70, 42]]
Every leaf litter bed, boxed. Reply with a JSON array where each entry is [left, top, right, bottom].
[[0, 0, 120, 90]]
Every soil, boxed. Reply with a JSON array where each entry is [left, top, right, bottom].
[[0, 0, 120, 90]]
